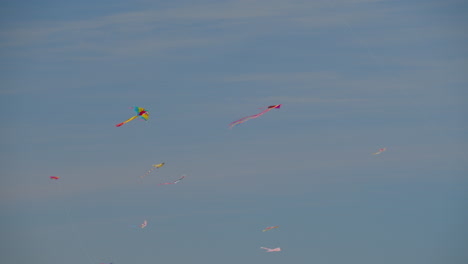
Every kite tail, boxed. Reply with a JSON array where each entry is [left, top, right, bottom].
[[228, 108, 272, 128], [115, 115, 138, 127], [141, 167, 155, 179]]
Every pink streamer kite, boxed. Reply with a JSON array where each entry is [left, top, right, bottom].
[[140, 220, 147, 229], [158, 175, 185, 186], [260, 247, 281, 252], [229, 104, 281, 129], [262, 226, 279, 232], [372, 147, 387, 155]]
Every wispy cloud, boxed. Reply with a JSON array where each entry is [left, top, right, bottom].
[[0, 0, 392, 59], [223, 72, 339, 82], [258, 96, 367, 103]]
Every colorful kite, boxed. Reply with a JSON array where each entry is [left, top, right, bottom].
[[116, 107, 149, 127], [140, 220, 147, 229], [260, 247, 281, 252], [158, 175, 185, 186], [141, 162, 165, 179], [229, 104, 282, 129], [50, 176, 60, 180], [262, 226, 279, 232], [372, 147, 387, 155]]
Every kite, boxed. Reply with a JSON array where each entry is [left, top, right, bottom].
[[140, 220, 147, 229], [50, 176, 60, 180], [262, 226, 279, 232], [260, 247, 281, 252], [116, 106, 149, 127], [158, 175, 185, 186], [372, 147, 387, 155], [141, 163, 165, 179], [229, 104, 282, 129], [154, 163, 165, 168]]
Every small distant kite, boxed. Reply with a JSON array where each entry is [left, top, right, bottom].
[[50, 176, 60, 180], [154, 163, 165, 168], [140, 220, 147, 229], [141, 162, 165, 179], [229, 104, 281, 129], [372, 147, 387, 155], [260, 247, 281, 252], [158, 175, 185, 186], [116, 106, 149, 127], [262, 226, 279, 232]]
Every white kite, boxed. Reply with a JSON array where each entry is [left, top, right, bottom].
[[260, 247, 281, 252]]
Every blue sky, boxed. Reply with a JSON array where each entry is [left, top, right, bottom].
[[1, 0, 467, 263]]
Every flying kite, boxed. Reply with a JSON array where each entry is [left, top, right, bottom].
[[158, 175, 185, 186], [260, 247, 281, 252], [154, 163, 165, 168], [372, 147, 387, 155], [141, 163, 165, 179], [140, 220, 147, 229], [116, 107, 149, 127], [229, 104, 281, 129], [50, 176, 60, 180], [262, 226, 279, 232]]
